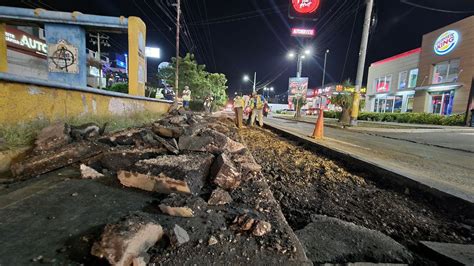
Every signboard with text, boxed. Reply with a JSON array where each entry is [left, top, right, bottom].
[[291, 27, 316, 37], [5, 26, 47, 58], [288, 77, 308, 109], [289, 0, 320, 20]]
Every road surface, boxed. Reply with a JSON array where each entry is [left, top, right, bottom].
[[264, 116, 474, 203]]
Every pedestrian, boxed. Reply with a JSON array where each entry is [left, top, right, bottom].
[[203, 95, 213, 113], [233, 92, 245, 128], [155, 88, 164, 100], [249, 91, 265, 127], [182, 86, 192, 110]]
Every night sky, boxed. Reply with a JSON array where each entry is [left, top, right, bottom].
[[3, 0, 474, 96]]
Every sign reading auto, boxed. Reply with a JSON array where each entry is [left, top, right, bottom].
[[5, 27, 48, 58], [434, 30, 459, 56]]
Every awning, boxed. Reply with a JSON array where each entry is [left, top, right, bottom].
[[415, 82, 463, 92]]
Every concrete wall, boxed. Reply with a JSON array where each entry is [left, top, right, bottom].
[[7, 49, 48, 80], [45, 23, 87, 87], [0, 74, 171, 125]]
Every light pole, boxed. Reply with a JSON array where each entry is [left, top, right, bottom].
[[263, 86, 274, 98], [322, 49, 330, 88], [288, 48, 311, 78], [243, 72, 257, 93]]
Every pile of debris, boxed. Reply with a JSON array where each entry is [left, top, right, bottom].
[[11, 110, 309, 265]]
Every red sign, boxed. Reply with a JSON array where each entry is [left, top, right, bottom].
[[5, 26, 47, 59], [291, 28, 315, 37], [376, 81, 389, 93], [291, 0, 320, 14]]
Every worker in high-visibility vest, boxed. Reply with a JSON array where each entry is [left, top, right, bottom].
[[249, 91, 265, 127], [233, 92, 245, 128], [155, 88, 164, 100], [182, 86, 192, 110]]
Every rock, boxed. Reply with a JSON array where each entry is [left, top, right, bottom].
[[240, 162, 262, 174], [178, 129, 228, 154], [252, 221, 272, 237], [225, 138, 246, 154], [159, 204, 194, 218], [150, 132, 179, 155], [92, 148, 167, 172], [80, 164, 104, 179], [170, 224, 190, 247], [169, 115, 186, 125], [208, 188, 232, 205], [211, 153, 241, 190], [11, 142, 106, 178], [132, 256, 148, 266], [152, 124, 183, 138], [295, 215, 414, 264], [208, 236, 218, 246], [71, 192, 79, 197], [135, 154, 214, 195], [34, 123, 70, 152], [91, 212, 164, 265], [117, 171, 191, 195]]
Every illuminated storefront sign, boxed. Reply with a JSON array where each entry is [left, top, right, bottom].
[[291, 0, 320, 14], [291, 28, 315, 37], [5, 27, 48, 58], [434, 30, 459, 56]]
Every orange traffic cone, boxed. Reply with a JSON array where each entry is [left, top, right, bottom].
[[312, 108, 324, 139]]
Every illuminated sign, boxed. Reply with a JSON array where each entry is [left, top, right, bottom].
[[291, 28, 315, 37], [145, 47, 161, 59], [434, 30, 459, 56], [292, 0, 320, 14], [5, 27, 47, 58]]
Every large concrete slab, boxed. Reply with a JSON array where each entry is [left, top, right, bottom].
[[420, 241, 474, 265]]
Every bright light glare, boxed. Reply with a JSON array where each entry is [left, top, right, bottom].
[[304, 49, 311, 55], [301, 55, 306, 59], [270, 87, 274, 91], [145, 47, 161, 58], [288, 52, 295, 58], [243, 75, 249, 81]]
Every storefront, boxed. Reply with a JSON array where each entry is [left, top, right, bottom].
[[414, 17, 474, 117], [366, 48, 420, 113], [366, 16, 474, 121]]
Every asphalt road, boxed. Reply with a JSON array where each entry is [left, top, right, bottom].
[[264, 116, 474, 203]]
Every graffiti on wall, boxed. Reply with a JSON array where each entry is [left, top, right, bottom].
[[48, 40, 79, 73]]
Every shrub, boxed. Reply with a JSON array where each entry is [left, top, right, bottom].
[[106, 83, 128, 94], [354, 112, 465, 126], [189, 100, 205, 111], [324, 111, 341, 119], [441, 113, 465, 126]]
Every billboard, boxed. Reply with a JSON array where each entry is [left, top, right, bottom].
[[289, 0, 320, 20], [291, 27, 315, 37], [288, 77, 308, 109]]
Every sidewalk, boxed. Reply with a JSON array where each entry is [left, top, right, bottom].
[[273, 114, 474, 132], [264, 116, 474, 203]]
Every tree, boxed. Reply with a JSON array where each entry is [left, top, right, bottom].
[[332, 93, 352, 124], [157, 53, 228, 106], [292, 96, 307, 119]]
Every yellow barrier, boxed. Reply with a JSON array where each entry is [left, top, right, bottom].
[[0, 80, 170, 125]]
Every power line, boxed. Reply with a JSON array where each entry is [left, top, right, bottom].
[[400, 0, 474, 14], [340, 0, 361, 82]]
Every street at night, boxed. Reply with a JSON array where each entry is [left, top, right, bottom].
[[0, 0, 473, 265]]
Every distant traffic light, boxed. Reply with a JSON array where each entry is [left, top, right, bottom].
[[288, 0, 320, 21]]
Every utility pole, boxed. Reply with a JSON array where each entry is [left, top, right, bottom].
[[253, 72, 256, 93], [350, 0, 374, 126], [296, 55, 302, 78], [322, 49, 329, 88], [89, 33, 110, 89], [174, 0, 181, 103]]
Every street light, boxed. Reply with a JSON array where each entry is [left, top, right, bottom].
[[243, 72, 257, 92], [287, 47, 312, 78], [322, 49, 330, 88]]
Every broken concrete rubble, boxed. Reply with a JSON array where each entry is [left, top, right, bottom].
[[152, 124, 183, 138], [208, 188, 232, 205], [169, 224, 190, 247], [135, 154, 214, 195], [91, 212, 164, 265], [231, 214, 272, 237], [252, 220, 272, 237], [211, 153, 241, 190], [80, 164, 104, 179], [159, 204, 194, 218], [117, 171, 191, 195], [295, 215, 414, 264], [34, 123, 71, 152], [90, 148, 167, 172]]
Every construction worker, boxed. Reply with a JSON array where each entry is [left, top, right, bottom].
[[249, 91, 265, 127], [155, 88, 164, 100], [233, 92, 245, 128], [182, 86, 191, 110]]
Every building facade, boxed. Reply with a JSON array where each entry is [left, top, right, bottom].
[[366, 16, 474, 119]]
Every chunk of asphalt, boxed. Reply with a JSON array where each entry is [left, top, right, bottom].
[[420, 241, 474, 266]]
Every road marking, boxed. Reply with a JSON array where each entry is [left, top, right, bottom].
[[325, 137, 371, 150]]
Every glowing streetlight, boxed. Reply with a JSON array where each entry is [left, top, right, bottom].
[[304, 49, 311, 55], [243, 75, 249, 82], [288, 51, 295, 58]]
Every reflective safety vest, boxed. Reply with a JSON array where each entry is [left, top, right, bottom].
[[234, 96, 244, 108], [155, 89, 164, 99], [182, 89, 191, 101], [250, 95, 265, 110]]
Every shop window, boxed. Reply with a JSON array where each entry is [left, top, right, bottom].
[[430, 91, 455, 115], [408, 69, 418, 88], [374, 75, 392, 93], [406, 95, 414, 112], [398, 71, 408, 90], [393, 96, 403, 113], [432, 59, 460, 84]]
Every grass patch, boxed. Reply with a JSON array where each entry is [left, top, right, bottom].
[[0, 111, 162, 151]]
